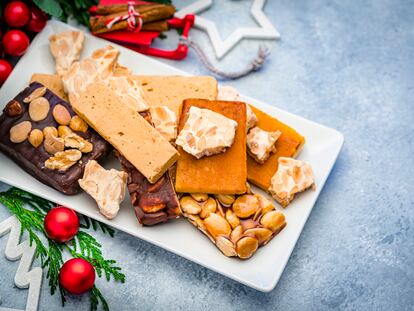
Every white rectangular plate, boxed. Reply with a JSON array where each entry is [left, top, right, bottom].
[[0, 21, 343, 292]]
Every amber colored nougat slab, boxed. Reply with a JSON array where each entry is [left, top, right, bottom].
[[175, 99, 247, 194], [30, 74, 68, 100], [69, 82, 179, 183], [247, 106, 305, 190], [133, 76, 217, 118]]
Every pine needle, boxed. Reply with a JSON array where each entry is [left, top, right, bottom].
[[0, 187, 125, 310]]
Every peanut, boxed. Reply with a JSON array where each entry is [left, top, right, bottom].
[[10, 121, 31, 143], [230, 225, 243, 244], [52, 104, 71, 125], [256, 194, 275, 214], [28, 129, 44, 148], [43, 126, 57, 138], [69, 115, 88, 132], [204, 213, 231, 239], [199, 197, 217, 219], [215, 236, 237, 257], [29, 97, 50, 122], [180, 196, 202, 214], [232, 195, 259, 218], [58, 125, 72, 137], [260, 211, 286, 233], [236, 236, 258, 259], [215, 194, 235, 206], [244, 228, 273, 245], [190, 193, 209, 202], [225, 208, 240, 229]]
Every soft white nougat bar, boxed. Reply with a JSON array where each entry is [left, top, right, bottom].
[[69, 82, 179, 183]]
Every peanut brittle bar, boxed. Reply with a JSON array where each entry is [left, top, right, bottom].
[[179, 190, 286, 259]]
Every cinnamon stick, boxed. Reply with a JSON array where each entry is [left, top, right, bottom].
[[90, 4, 175, 34]]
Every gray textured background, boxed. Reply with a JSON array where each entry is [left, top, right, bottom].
[[1, 0, 413, 310]]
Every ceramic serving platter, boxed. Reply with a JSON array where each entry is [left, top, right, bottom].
[[0, 21, 343, 292]]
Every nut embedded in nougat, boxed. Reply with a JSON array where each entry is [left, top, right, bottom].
[[149, 106, 178, 142], [78, 160, 128, 219], [268, 157, 315, 207], [247, 127, 281, 164], [175, 106, 238, 159]]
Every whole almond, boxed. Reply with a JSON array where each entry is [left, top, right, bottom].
[[28, 129, 44, 148], [43, 126, 58, 138], [204, 213, 231, 239], [10, 121, 32, 143], [4, 100, 23, 117], [29, 97, 50, 121], [236, 236, 258, 259], [52, 104, 71, 125], [23, 87, 47, 103]]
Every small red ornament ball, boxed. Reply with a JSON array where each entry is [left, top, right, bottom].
[[59, 258, 96, 295], [44, 206, 79, 243], [0, 60, 13, 86], [2, 30, 30, 56], [4, 1, 30, 28], [26, 6, 48, 33]]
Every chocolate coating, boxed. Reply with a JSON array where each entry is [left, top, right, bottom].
[[0, 82, 111, 194], [117, 152, 180, 226]]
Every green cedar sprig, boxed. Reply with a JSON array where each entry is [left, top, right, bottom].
[[0, 187, 125, 311]]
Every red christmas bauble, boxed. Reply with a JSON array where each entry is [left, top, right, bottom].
[[4, 1, 30, 28], [2, 30, 30, 56], [44, 206, 79, 242], [0, 60, 13, 86], [59, 258, 96, 295], [26, 6, 48, 33]]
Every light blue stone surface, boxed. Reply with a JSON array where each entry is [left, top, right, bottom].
[[1, 0, 413, 310]]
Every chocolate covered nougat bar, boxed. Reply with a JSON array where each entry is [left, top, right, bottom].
[[0, 82, 110, 194], [118, 153, 180, 226]]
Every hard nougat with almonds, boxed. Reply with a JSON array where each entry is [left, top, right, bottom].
[[247, 106, 305, 190], [69, 82, 179, 184], [175, 99, 247, 194], [179, 190, 286, 259]]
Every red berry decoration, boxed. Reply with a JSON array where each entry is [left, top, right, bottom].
[[0, 60, 13, 86], [2, 30, 30, 56], [59, 258, 96, 295], [44, 206, 79, 243], [4, 1, 30, 28], [26, 6, 48, 33]]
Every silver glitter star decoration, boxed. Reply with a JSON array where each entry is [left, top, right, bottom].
[[176, 0, 280, 59]]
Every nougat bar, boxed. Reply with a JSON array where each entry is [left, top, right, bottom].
[[133, 76, 218, 118], [247, 106, 305, 190], [175, 99, 247, 194], [69, 82, 179, 183]]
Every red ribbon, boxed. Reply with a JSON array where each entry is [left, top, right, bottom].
[[105, 2, 143, 32]]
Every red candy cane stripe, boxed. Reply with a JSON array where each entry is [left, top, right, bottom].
[[105, 2, 142, 32]]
